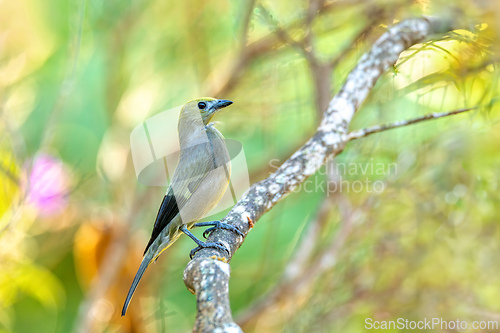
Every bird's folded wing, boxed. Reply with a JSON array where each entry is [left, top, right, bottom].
[[143, 194, 180, 254], [143, 142, 224, 254]]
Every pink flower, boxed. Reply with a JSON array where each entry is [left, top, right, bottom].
[[26, 153, 69, 215]]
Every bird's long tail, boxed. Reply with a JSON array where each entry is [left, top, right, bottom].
[[121, 253, 153, 316]]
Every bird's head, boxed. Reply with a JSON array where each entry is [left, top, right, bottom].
[[181, 97, 233, 125]]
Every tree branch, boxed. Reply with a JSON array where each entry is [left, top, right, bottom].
[[207, 0, 350, 97], [346, 106, 479, 142], [236, 163, 367, 328], [183, 17, 456, 332]]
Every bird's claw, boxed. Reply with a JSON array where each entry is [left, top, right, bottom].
[[202, 227, 215, 239], [189, 241, 229, 259], [202, 221, 245, 239]]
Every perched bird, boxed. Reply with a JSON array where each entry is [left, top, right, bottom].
[[122, 97, 244, 316]]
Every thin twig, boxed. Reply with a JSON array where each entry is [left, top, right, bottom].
[[0, 162, 19, 186], [40, 0, 87, 151], [346, 106, 479, 142], [208, 0, 345, 97], [240, 0, 256, 49], [257, 4, 312, 61]]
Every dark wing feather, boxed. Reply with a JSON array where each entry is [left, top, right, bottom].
[[143, 194, 179, 254]]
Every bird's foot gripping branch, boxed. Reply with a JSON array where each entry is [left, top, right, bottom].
[[180, 224, 243, 259], [193, 220, 245, 239]]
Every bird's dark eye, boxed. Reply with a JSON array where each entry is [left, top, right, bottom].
[[198, 102, 207, 110]]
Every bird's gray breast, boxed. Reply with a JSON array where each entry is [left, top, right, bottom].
[[205, 125, 230, 170], [170, 125, 231, 224]]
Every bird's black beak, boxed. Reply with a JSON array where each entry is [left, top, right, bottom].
[[214, 99, 233, 110]]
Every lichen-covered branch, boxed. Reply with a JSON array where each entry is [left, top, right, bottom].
[[183, 17, 456, 332], [236, 159, 366, 327]]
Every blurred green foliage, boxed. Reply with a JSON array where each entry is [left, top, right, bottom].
[[1, 0, 500, 332]]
